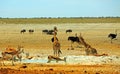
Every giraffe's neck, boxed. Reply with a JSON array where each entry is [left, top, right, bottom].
[[79, 36, 89, 48], [54, 34, 57, 42], [82, 40, 88, 48]]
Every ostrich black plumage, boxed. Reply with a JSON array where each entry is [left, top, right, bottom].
[[68, 33, 81, 50], [108, 30, 117, 43]]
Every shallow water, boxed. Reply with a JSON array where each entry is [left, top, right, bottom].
[[20, 55, 120, 65]]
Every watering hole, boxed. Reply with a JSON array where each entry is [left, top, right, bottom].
[[18, 55, 120, 65]]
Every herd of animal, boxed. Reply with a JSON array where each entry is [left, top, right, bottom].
[[21, 29, 34, 34], [20, 29, 72, 35], [20, 28, 118, 44], [42, 29, 72, 35], [0, 27, 118, 66]]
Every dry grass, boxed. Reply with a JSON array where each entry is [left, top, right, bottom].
[[0, 23, 120, 74], [0, 17, 120, 24]]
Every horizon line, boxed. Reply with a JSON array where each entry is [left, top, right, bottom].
[[0, 16, 120, 19]]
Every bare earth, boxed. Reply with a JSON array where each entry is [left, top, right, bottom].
[[0, 23, 120, 74]]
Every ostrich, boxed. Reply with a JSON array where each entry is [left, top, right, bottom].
[[108, 29, 117, 43], [68, 33, 81, 50]]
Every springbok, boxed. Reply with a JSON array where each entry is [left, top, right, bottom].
[[1, 46, 24, 66], [47, 55, 66, 63]]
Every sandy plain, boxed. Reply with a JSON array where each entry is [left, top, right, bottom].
[[0, 23, 120, 74]]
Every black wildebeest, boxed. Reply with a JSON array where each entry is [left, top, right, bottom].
[[20, 29, 26, 33], [66, 29, 72, 33], [47, 30, 54, 35], [29, 29, 34, 34], [108, 29, 117, 43], [42, 29, 48, 34]]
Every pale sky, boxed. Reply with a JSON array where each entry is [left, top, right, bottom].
[[0, 0, 120, 18]]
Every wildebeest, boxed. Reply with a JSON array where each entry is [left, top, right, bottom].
[[47, 30, 54, 35], [20, 29, 26, 33], [29, 29, 34, 34], [66, 29, 72, 33], [42, 29, 48, 34]]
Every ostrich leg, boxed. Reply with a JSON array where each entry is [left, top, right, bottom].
[[111, 39, 112, 43], [71, 43, 74, 50]]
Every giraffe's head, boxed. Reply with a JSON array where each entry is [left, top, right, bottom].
[[54, 26, 58, 32]]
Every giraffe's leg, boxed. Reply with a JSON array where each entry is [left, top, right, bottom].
[[58, 49, 62, 57], [53, 45, 54, 56], [54, 49, 56, 56], [54, 49, 57, 56], [53, 46, 55, 56], [70, 42, 74, 50], [57, 48, 59, 57], [55, 50, 57, 57], [57, 49, 59, 57], [85, 48, 90, 55], [53, 46, 56, 56], [71, 42, 72, 48]]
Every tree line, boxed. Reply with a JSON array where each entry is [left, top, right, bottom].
[[0, 17, 120, 24]]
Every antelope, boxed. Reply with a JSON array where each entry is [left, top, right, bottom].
[[1, 46, 24, 66], [47, 55, 66, 63]]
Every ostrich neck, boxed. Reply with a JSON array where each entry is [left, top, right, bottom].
[[115, 30, 117, 35]]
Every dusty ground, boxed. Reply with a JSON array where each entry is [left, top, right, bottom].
[[0, 23, 120, 74], [0, 64, 120, 74]]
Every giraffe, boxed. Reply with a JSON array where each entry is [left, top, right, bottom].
[[79, 34, 97, 55], [52, 26, 62, 57]]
